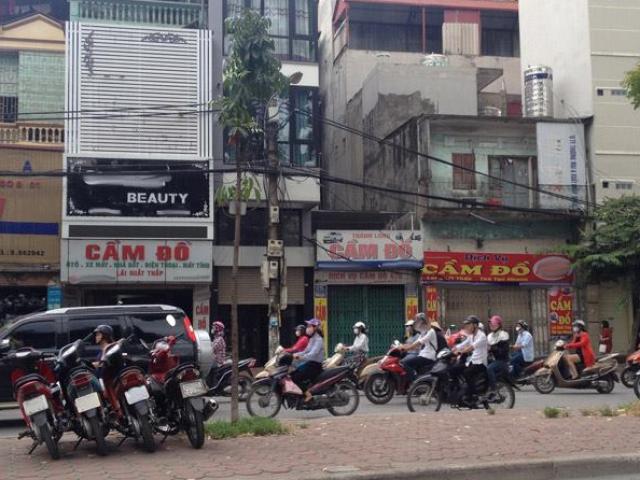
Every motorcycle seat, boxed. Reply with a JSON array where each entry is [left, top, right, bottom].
[[14, 373, 47, 390], [582, 365, 601, 375], [315, 366, 350, 383]]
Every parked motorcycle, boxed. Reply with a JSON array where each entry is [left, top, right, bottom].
[[146, 334, 218, 449], [246, 353, 359, 418], [0, 340, 64, 459], [206, 357, 256, 400], [99, 335, 156, 452], [533, 340, 619, 394], [407, 349, 516, 412], [621, 349, 640, 388], [363, 342, 418, 404], [55, 337, 109, 456]]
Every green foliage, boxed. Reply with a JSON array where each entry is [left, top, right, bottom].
[[205, 417, 289, 439], [566, 196, 640, 282], [215, 175, 261, 206], [543, 406, 569, 419], [623, 64, 640, 110], [217, 10, 288, 140]]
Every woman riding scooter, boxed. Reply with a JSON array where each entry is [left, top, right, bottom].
[[292, 319, 325, 402], [564, 320, 595, 379], [345, 322, 369, 356]]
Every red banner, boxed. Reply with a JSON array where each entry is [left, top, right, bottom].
[[425, 286, 439, 323], [422, 252, 573, 284], [549, 287, 573, 337]]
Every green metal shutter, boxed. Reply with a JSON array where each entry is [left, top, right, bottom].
[[328, 286, 365, 354], [367, 285, 405, 355]]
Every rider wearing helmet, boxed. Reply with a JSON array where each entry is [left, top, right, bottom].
[[398, 313, 437, 382], [564, 319, 595, 379], [510, 320, 534, 378], [453, 315, 488, 402], [283, 324, 310, 354], [486, 315, 510, 391], [211, 321, 227, 367], [93, 324, 114, 367], [292, 318, 325, 402], [345, 321, 369, 355]]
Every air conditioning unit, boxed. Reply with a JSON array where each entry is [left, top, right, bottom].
[[267, 239, 284, 257]]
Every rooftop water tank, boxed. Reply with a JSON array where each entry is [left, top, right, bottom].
[[524, 65, 554, 118]]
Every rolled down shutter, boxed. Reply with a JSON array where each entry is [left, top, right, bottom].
[[217, 267, 305, 305]]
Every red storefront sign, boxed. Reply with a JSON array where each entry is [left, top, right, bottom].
[[425, 286, 439, 323], [422, 252, 573, 284], [548, 287, 573, 337]]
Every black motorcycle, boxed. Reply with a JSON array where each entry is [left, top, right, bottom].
[[206, 357, 256, 400], [407, 349, 516, 412]]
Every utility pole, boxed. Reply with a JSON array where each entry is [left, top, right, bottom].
[[230, 141, 242, 422], [265, 120, 283, 358]]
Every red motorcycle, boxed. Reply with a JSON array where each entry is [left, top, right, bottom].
[[145, 334, 217, 449], [364, 344, 413, 404], [0, 341, 65, 459], [622, 349, 640, 388]]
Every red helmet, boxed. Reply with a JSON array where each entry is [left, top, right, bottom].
[[489, 315, 503, 329]]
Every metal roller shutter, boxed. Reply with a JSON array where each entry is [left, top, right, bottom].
[[217, 267, 305, 305]]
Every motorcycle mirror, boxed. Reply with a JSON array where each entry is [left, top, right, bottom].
[[393, 340, 401, 347], [139, 338, 150, 350]]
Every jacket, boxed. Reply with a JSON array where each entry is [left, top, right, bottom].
[[283, 335, 309, 354], [566, 332, 595, 367]]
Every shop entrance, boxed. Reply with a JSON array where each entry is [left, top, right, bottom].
[[328, 285, 405, 356], [83, 288, 194, 318], [0, 287, 47, 324]]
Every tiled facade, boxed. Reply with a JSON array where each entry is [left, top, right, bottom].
[[18, 51, 65, 120]]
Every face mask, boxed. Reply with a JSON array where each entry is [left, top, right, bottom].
[[515, 327, 521, 333], [295, 331, 301, 337], [353, 328, 359, 335], [306, 327, 314, 336], [573, 326, 580, 333]]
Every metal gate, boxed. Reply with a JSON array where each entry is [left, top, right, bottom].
[[328, 285, 404, 356]]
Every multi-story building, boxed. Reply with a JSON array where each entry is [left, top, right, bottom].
[[519, 0, 639, 350], [318, 0, 597, 354], [61, 2, 215, 332], [0, 12, 65, 324]]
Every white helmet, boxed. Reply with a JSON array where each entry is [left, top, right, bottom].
[[404, 319, 415, 327], [353, 321, 366, 330]]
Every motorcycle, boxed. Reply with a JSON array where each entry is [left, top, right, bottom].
[[621, 349, 640, 388], [146, 334, 218, 449], [246, 353, 359, 418], [533, 340, 619, 394], [0, 340, 64, 459], [55, 337, 109, 456], [363, 342, 420, 405], [407, 349, 516, 412], [508, 356, 546, 387], [99, 335, 156, 452], [206, 356, 256, 400]]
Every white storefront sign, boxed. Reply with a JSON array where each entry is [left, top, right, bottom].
[[62, 239, 212, 284]]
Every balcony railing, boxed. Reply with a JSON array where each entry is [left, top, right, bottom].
[[426, 181, 587, 211], [70, 0, 206, 27], [0, 123, 64, 147]]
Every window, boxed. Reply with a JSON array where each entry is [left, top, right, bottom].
[[0, 96, 17, 123], [602, 180, 609, 189], [216, 208, 302, 246], [596, 89, 604, 96], [452, 153, 476, 190], [611, 88, 627, 96], [67, 317, 123, 344], [615, 181, 633, 190], [481, 12, 519, 57], [129, 313, 186, 345], [9, 321, 56, 350], [224, 0, 316, 61]]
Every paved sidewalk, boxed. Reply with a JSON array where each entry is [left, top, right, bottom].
[[2, 409, 640, 480]]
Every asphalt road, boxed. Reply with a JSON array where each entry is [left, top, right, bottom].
[[1, 384, 637, 438]]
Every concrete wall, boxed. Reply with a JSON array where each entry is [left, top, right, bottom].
[[586, 281, 635, 352], [519, 0, 593, 118]]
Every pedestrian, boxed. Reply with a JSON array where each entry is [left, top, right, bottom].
[[211, 321, 227, 367], [599, 320, 613, 354], [510, 320, 534, 378]]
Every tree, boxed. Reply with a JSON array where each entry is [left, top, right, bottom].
[[217, 9, 287, 422], [566, 196, 640, 347], [623, 64, 640, 110]]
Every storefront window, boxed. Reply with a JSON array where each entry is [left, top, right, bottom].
[[216, 208, 302, 246], [224, 0, 317, 62]]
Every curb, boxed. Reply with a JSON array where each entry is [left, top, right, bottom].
[[296, 453, 640, 480]]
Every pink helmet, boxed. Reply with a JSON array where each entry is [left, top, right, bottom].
[[489, 315, 503, 329], [213, 321, 225, 334]]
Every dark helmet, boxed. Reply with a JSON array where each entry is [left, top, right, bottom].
[[295, 324, 306, 334], [94, 324, 113, 341], [516, 320, 529, 330], [463, 315, 480, 326]]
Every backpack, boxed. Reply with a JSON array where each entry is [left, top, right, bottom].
[[430, 329, 448, 353]]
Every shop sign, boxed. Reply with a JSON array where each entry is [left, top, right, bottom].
[[549, 287, 573, 338], [422, 252, 573, 284], [193, 286, 210, 331], [66, 159, 210, 218], [316, 230, 422, 269], [62, 240, 212, 284], [425, 285, 439, 323], [405, 284, 418, 322], [314, 284, 328, 356], [318, 270, 415, 285], [47, 285, 62, 310]]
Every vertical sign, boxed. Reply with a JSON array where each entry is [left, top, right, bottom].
[[405, 284, 418, 322], [192, 285, 210, 332], [425, 285, 439, 323], [47, 284, 61, 310], [314, 284, 328, 356], [549, 287, 573, 338]]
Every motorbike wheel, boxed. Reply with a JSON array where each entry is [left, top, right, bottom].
[[621, 367, 636, 388], [406, 379, 440, 413], [491, 382, 515, 409], [246, 384, 282, 418], [137, 414, 156, 453], [88, 416, 108, 456], [184, 403, 205, 449], [328, 381, 360, 416], [534, 374, 556, 394], [596, 374, 615, 394], [238, 373, 253, 402], [40, 421, 61, 460], [364, 373, 395, 405], [634, 375, 640, 400]]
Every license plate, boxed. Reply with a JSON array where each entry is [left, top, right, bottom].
[[179, 380, 207, 398], [23, 395, 48, 416], [75, 392, 101, 413], [124, 385, 150, 405]]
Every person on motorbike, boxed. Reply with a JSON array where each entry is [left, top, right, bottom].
[[403, 319, 420, 357], [92, 324, 114, 368], [486, 315, 510, 391], [510, 320, 534, 378], [564, 319, 595, 379], [345, 321, 369, 356], [446, 324, 466, 348], [283, 324, 309, 354], [453, 315, 488, 402], [292, 318, 325, 402], [211, 321, 227, 367], [397, 313, 436, 382]]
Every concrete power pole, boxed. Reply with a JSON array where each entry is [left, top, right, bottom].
[[265, 120, 283, 357]]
